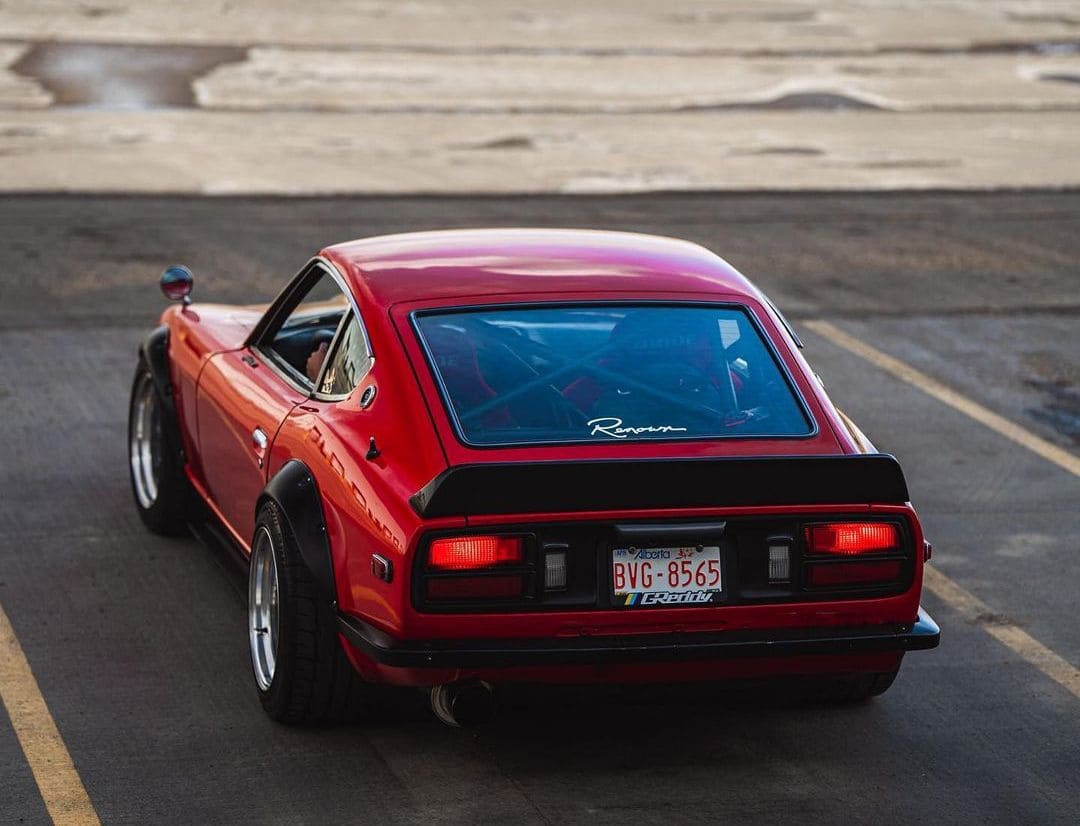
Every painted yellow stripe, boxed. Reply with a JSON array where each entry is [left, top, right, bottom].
[[804, 320, 1080, 478], [923, 567, 1080, 699], [806, 319, 1080, 699], [0, 601, 101, 826]]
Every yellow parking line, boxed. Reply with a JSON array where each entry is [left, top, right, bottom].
[[804, 320, 1080, 478], [923, 567, 1080, 700], [806, 319, 1080, 699], [0, 601, 101, 826]]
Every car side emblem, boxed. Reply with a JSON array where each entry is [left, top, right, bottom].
[[359, 385, 377, 409]]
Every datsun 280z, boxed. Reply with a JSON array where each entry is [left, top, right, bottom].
[[129, 229, 939, 726]]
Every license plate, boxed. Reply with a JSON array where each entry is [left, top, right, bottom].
[[612, 546, 722, 607]]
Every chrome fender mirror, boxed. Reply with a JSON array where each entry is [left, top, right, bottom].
[[160, 265, 194, 304]]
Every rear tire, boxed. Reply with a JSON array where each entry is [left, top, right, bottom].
[[128, 364, 190, 536], [249, 502, 370, 724], [813, 668, 900, 703]]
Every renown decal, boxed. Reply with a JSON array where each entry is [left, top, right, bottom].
[[588, 417, 688, 439]]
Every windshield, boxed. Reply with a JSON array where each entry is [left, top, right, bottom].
[[414, 304, 814, 446]]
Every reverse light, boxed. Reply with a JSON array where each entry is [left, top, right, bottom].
[[544, 549, 568, 590], [767, 536, 791, 582], [428, 535, 524, 570], [804, 522, 899, 556]]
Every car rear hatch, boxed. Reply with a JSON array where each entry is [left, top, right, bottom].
[[389, 296, 920, 622]]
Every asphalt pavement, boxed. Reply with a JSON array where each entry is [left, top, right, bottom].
[[0, 191, 1078, 824]]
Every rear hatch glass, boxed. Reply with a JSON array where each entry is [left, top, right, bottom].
[[413, 304, 814, 447]]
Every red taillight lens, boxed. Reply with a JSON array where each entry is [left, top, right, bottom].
[[426, 575, 523, 600], [428, 536, 524, 570], [804, 522, 899, 556], [806, 560, 901, 587]]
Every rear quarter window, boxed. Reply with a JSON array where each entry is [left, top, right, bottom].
[[413, 304, 815, 447]]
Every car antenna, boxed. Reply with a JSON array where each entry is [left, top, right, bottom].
[[366, 436, 381, 461]]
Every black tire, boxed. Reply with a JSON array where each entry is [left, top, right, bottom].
[[128, 362, 190, 536], [250, 502, 370, 724], [812, 668, 900, 703]]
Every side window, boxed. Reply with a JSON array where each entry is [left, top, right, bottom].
[[319, 312, 373, 396], [260, 268, 349, 386]]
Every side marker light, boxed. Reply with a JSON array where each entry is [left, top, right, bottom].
[[371, 554, 393, 583]]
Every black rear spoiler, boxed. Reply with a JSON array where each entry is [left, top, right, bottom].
[[410, 454, 909, 518]]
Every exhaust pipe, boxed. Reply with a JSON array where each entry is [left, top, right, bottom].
[[430, 680, 496, 727]]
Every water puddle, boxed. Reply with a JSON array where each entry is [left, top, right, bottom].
[[1039, 72, 1080, 86], [680, 91, 883, 112], [12, 42, 246, 109]]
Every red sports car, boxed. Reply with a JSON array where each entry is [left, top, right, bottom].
[[129, 229, 939, 725]]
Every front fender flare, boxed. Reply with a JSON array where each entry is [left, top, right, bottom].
[[138, 325, 183, 461], [258, 460, 337, 608]]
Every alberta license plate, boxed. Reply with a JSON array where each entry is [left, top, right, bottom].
[[612, 546, 722, 607]]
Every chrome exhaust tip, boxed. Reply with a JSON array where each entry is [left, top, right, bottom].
[[430, 680, 496, 727]]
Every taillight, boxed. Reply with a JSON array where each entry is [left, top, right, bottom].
[[428, 535, 523, 570], [423, 534, 530, 604], [804, 522, 899, 556], [802, 520, 907, 591]]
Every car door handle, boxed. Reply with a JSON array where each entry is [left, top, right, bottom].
[[252, 427, 268, 452]]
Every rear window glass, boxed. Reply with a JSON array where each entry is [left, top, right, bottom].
[[414, 305, 814, 446]]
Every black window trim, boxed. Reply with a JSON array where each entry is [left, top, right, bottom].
[[245, 256, 374, 399], [409, 299, 820, 450], [760, 292, 804, 349], [312, 308, 377, 402]]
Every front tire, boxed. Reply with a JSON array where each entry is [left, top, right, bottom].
[[249, 503, 369, 723], [128, 364, 190, 535]]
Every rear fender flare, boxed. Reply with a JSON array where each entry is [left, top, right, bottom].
[[258, 460, 337, 608]]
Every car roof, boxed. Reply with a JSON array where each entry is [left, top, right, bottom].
[[321, 229, 761, 308]]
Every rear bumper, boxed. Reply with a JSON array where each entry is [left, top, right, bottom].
[[338, 607, 939, 669]]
